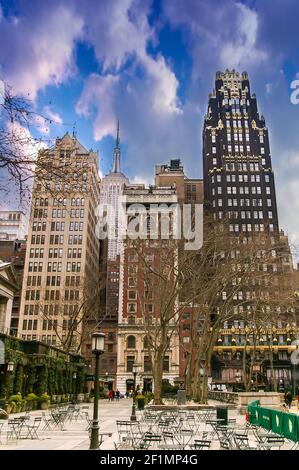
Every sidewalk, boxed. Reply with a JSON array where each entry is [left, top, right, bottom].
[[0, 399, 133, 450]]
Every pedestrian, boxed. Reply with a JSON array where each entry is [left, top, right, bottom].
[[284, 390, 292, 409], [115, 389, 120, 401], [108, 389, 113, 401]]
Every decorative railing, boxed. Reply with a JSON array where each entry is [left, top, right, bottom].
[[208, 390, 238, 404]]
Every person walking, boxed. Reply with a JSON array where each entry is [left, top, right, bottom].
[[284, 390, 292, 409], [115, 389, 120, 401]]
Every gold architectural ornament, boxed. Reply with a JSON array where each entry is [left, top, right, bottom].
[[218, 119, 224, 129], [251, 120, 256, 129]]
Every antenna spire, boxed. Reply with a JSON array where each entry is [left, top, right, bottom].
[[112, 120, 121, 173], [116, 119, 120, 148]]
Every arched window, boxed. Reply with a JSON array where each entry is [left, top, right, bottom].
[[127, 335, 136, 349]]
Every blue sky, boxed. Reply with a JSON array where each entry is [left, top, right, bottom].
[[1, 0, 299, 251]]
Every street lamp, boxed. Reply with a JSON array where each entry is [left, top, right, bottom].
[[130, 363, 138, 422], [89, 332, 105, 450], [7, 362, 14, 372]]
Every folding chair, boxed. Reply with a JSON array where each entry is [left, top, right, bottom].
[[192, 439, 212, 450], [7, 419, 22, 441], [25, 417, 42, 439]]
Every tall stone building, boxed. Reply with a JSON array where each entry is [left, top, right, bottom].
[[155, 159, 204, 381], [98, 123, 129, 388], [116, 184, 180, 394], [0, 211, 27, 241], [203, 70, 298, 391], [203, 69, 278, 234], [18, 133, 100, 352], [0, 238, 27, 335]]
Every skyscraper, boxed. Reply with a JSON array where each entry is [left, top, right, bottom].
[[98, 123, 129, 388], [100, 121, 129, 261], [203, 69, 278, 235], [18, 133, 100, 350], [203, 70, 297, 390]]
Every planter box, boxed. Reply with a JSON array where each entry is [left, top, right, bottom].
[[40, 402, 50, 410]]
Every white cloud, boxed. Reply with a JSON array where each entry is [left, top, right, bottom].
[[0, 5, 83, 98], [43, 106, 63, 125], [220, 3, 267, 68], [76, 73, 119, 141]]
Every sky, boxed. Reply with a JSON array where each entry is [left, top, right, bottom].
[[0, 0, 299, 250]]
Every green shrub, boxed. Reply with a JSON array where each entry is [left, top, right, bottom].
[[144, 392, 154, 404], [39, 393, 50, 403], [8, 393, 22, 404], [26, 393, 38, 401]]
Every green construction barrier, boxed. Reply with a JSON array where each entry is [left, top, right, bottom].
[[296, 415, 299, 442], [282, 413, 297, 442], [258, 407, 272, 431], [248, 402, 260, 425], [270, 409, 283, 435]]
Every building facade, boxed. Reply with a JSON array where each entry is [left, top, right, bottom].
[[116, 184, 180, 394], [17, 133, 100, 351], [203, 70, 298, 390], [98, 123, 129, 389], [0, 261, 18, 334], [0, 239, 27, 335], [0, 211, 27, 241]]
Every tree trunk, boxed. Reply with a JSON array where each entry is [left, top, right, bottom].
[[153, 351, 164, 405]]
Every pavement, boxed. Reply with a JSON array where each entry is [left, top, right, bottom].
[[0, 398, 133, 450], [0, 399, 297, 450]]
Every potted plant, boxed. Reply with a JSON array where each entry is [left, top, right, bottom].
[[8, 393, 22, 413], [39, 393, 50, 410], [26, 393, 38, 410], [3, 402, 12, 415], [136, 393, 146, 410]]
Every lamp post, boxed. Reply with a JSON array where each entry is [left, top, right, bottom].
[[7, 362, 14, 372], [89, 332, 105, 450], [73, 372, 77, 398], [130, 363, 138, 422]]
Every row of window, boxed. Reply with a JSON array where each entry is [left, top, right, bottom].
[[225, 162, 266, 172], [227, 198, 272, 207], [37, 233, 83, 246], [27, 276, 42, 287], [24, 304, 39, 315], [127, 303, 153, 313], [126, 356, 169, 373], [227, 211, 273, 220], [25, 290, 40, 301], [211, 174, 270, 183], [33, 209, 48, 218], [228, 223, 275, 232]]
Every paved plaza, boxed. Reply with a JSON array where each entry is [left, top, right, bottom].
[[0, 399, 298, 450], [0, 399, 132, 450]]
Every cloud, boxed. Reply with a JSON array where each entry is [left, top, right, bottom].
[[76, 73, 120, 141], [220, 3, 267, 68], [0, 2, 83, 98], [43, 106, 63, 125]]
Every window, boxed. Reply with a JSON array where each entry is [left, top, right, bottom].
[[127, 303, 137, 313], [163, 356, 169, 372], [127, 356, 135, 372], [144, 356, 151, 372], [127, 335, 136, 349]]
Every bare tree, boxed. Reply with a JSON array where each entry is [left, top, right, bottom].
[[187, 220, 297, 402], [0, 80, 80, 205], [123, 237, 202, 404], [37, 271, 107, 354]]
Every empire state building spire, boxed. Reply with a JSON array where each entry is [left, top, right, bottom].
[[112, 120, 121, 173]]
